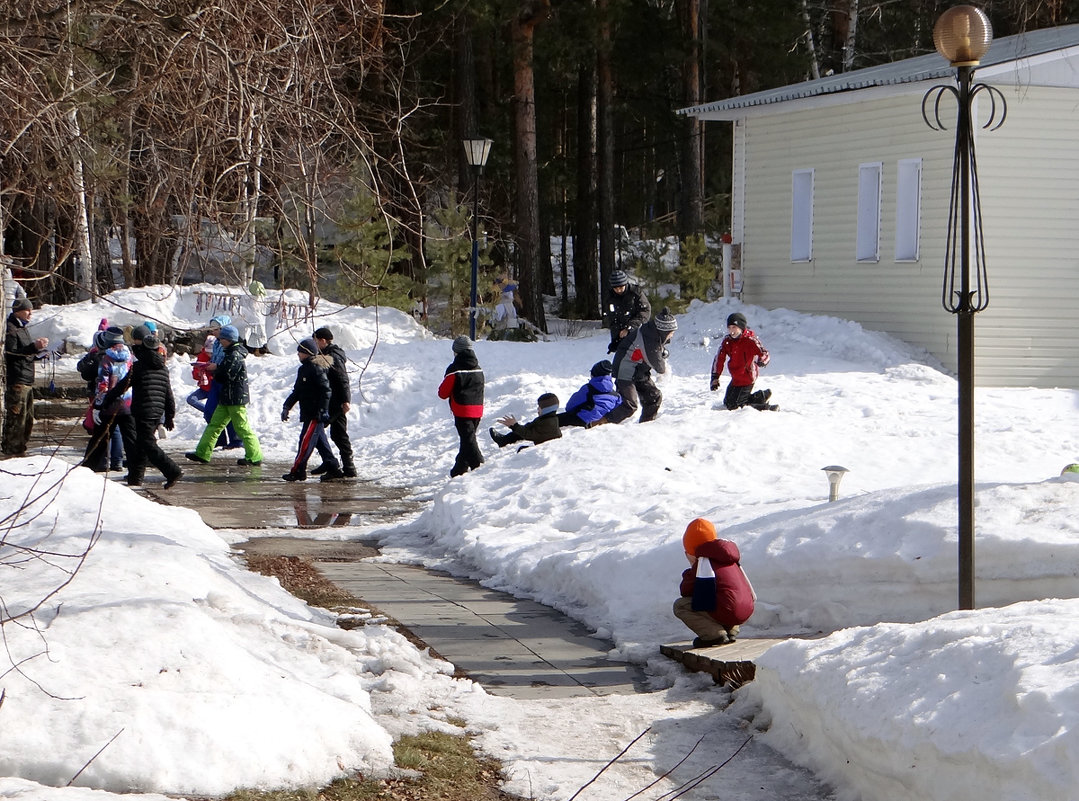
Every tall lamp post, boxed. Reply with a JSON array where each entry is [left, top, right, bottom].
[[463, 137, 493, 340], [922, 6, 1006, 610]]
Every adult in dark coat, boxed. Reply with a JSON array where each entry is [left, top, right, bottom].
[[313, 327, 355, 477], [437, 336, 484, 478], [3, 298, 49, 455], [102, 337, 182, 488], [281, 338, 342, 482], [604, 307, 677, 424], [605, 270, 651, 353]]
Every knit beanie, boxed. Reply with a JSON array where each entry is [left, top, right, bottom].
[[537, 392, 560, 415], [203, 334, 217, 350], [727, 312, 747, 331], [101, 326, 125, 347], [142, 334, 161, 351], [654, 307, 678, 332], [12, 297, 32, 312], [218, 324, 240, 343], [297, 338, 319, 356], [131, 324, 151, 343], [452, 335, 474, 354], [313, 326, 333, 341], [682, 518, 717, 556], [608, 269, 629, 288], [590, 359, 614, 377], [209, 314, 231, 329]]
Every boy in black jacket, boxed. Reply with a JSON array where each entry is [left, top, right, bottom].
[[101, 334, 182, 488], [312, 327, 355, 477], [281, 338, 343, 482]]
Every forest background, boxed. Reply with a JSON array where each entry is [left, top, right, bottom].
[[1, 0, 1073, 336]]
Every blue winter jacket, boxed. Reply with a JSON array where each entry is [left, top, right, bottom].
[[565, 375, 621, 425]]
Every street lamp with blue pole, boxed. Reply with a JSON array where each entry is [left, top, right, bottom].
[[463, 137, 493, 340]]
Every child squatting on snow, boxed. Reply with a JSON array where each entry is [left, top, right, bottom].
[[673, 518, 756, 648], [489, 392, 562, 449], [709, 312, 777, 411]]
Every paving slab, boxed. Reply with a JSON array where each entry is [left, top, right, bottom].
[[315, 561, 648, 699]]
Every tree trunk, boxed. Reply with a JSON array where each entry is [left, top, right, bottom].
[[677, 0, 704, 239], [843, 0, 859, 72], [801, 0, 822, 80], [596, 0, 615, 290], [511, 0, 550, 332], [574, 63, 599, 318]]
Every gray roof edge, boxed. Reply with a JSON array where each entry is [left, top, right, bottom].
[[679, 22, 1079, 117]]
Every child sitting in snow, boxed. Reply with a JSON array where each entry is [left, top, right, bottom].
[[674, 518, 755, 649], [709, 311, 776, 411], [557, 360, 622, 429], [489, 392, 562, 449]]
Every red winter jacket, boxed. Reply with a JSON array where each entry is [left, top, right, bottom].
[[437, 351, 484, 419], [679, 538, 755, 628], [711, 329, 769, 388]]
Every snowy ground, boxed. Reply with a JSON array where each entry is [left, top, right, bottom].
[[3, 283, 1079, 800]]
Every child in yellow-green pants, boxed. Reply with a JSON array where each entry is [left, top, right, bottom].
[[186, 325, 263, 465]]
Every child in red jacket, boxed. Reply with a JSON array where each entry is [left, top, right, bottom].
[[438, 336, 485, 478], [674, 517, 755, 648], [709, 312, 777, 411]]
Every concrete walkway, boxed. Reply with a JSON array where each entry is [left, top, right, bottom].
[[25, 383, 646, 699], [316, 560, 647, 699]]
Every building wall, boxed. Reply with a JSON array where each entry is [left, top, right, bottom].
[[735, 83, 1079, 388]]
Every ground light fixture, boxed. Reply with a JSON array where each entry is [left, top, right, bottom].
[[463, 137, 493, 340], [921, 5, 1006, 611], [821, 466, 850, 502]]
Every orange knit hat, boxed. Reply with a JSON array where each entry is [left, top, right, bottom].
[[682, 518, 717, 555]]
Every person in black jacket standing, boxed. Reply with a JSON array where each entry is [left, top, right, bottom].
[[280, 338, 343, 482], [3, 297, 49, 456], [313, 327, 355, 477], [605, 270, 651, 354], [101, 333, 182, 488], [437, 336, 484, 478]]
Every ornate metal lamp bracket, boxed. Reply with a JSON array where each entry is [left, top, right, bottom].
[[921, 74, 1007, 314]]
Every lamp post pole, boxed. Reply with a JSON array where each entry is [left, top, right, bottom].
[[923, 6, 1005, 610], [462, 137, 492, 341], [470, 173, 481, 340]]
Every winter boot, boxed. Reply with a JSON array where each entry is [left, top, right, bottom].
[[342, 462, 357, 478], [320, 466, 346, 482], [310, 463, 328, 475], [282, 470, 307, 482]]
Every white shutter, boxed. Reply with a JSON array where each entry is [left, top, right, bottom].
[[894, 158, 922, 262], [791, 169, 814, 262], [856, 163, 882, 262]]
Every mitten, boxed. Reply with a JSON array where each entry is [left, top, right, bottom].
[[165, 418, 175, 431], [92, 408, 102, 425], [709, 375, 720, 391], [319, 409, 331, 425], [280, 408, 290, 422]]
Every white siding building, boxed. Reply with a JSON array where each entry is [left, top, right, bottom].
[[682, 25, 1079, 388]]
